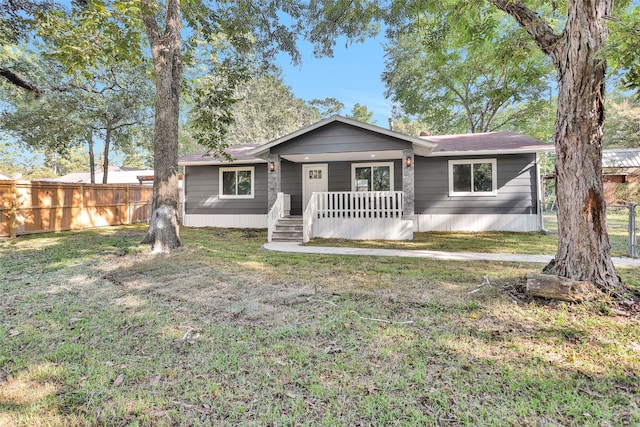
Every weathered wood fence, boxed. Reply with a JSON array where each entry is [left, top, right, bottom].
[[0, 180, 154, 238]]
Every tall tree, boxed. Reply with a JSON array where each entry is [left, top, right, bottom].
[[1, 60, 154, 183], [383, 8, 553, 135], [137, 0, 305, 251], [138, 0, 183, 251], [490, 0, 623, 294], [306, 0, 636, 296], [34, 0, 308, 252]]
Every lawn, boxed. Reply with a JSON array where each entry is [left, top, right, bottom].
[[307, 210, 634, 257], [1, 225, 639, 426]]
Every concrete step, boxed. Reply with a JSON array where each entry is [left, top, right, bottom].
[[272, 230, 302, 238], [277, 218, 303, 225], [271, 216, 303, 242], [271, 237, 303, 242], [274, 225, 303, 232]]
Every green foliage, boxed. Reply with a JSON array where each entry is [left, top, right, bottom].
[[604, 90, 640, 148], [390, 115, 431, 137], [607, 6, 640, 97], [46, 149, 89, 175], [0, 0, 57, 45], [383, 7, 554, 135], [121, 149, 151, 169], [201, 70, 322, 148], [308, 97, 344, 118], [346, 102, 376, 125], [188, 61, 251, 160], [35, 0, 145, 75], [0, 140, 57, 179], [1, 58, 154, 177]]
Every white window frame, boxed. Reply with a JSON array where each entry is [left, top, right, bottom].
[[351, 162, 395, 192], [219, 166, 255, 199], [448, 159, 497, 197]]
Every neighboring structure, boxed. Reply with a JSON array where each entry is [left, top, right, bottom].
[[0, 173, 12, 180], [179, 116, 553, 242], [602, 148, 640, 204], [59, 166, 156, 185]]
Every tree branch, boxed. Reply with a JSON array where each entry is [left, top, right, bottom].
[[491, 0, 562, 59], [0, 67, 43, 97], [140, 0, 161, 53]]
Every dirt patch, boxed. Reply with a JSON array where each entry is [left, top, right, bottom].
[[96, 251, 318, 323]]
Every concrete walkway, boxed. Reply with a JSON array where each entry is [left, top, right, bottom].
[[263, 242, 640, 268]]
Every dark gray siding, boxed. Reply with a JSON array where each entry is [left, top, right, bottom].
[[272, 122, 410, 155], [414, 154, 538, 215], [184, 164, 268, 215], [281, 160, 302, 215]]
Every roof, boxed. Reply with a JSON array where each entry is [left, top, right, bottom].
[[179, 145, 265, 166], [178, 122, 552, 166], [425, 131, 553, 156], [58, 169, 156, 184], [0, 173, 12, 180], [248, 115, 438, 159], [602, 148, 640, 168]]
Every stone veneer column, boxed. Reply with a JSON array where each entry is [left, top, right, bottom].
[[402, 148, 415, 219], [267, 154, 281, 211]]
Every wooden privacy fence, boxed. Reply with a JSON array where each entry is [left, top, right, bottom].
[[0, 180, 154, 238]]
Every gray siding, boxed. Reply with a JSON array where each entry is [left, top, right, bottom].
[[281, 160, 302, 215], [414, 154, 538, 215], [184, 164, 268, 215], [272, 122, 410, 155]]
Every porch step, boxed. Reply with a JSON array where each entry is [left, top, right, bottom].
[[272, 216, 303, 242]]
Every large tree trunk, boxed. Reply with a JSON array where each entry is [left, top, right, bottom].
[[493, 0, 626, 296], [141, 0, 182, 253], [551, 1, 620, 293]]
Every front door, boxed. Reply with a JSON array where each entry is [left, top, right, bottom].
[[302, 164, 328, 211]]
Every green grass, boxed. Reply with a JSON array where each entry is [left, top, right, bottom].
[[307, 210, 634, 257], [307, 230, 558, 255], [1, 225, 639, 426]]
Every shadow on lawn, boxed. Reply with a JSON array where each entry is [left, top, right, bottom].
[[2, 226, 639, 425]]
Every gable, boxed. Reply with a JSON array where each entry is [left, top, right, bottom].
[[270, 122, 411, 156]]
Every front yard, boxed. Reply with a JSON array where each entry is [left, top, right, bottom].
[[1, 226, 639, 426]]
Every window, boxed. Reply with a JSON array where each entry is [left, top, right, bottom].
[[219, 167, 254, 199], [448, 159, 497, 196], [351, 162, 394, 192]]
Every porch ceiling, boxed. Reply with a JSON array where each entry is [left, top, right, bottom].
[[281, 150, 404, 163]]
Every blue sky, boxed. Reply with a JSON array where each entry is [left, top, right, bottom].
[[276, 35, 393, 127]]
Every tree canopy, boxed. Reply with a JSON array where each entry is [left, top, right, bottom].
[[346, 103, 376, 125], [382, 6, 554, 136]]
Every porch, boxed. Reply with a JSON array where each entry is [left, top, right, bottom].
[[268, 191, 413, 243]]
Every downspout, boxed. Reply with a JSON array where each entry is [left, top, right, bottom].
[[535, 152, 545, 232]]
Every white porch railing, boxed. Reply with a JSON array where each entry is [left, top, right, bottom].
[[268, 192, 285, 243], [303, 191, 318, 243], [303, 191, 405, 242]]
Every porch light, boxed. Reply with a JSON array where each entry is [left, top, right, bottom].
[[269, 162, 276, 172], [405, 157, 412, 168]]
